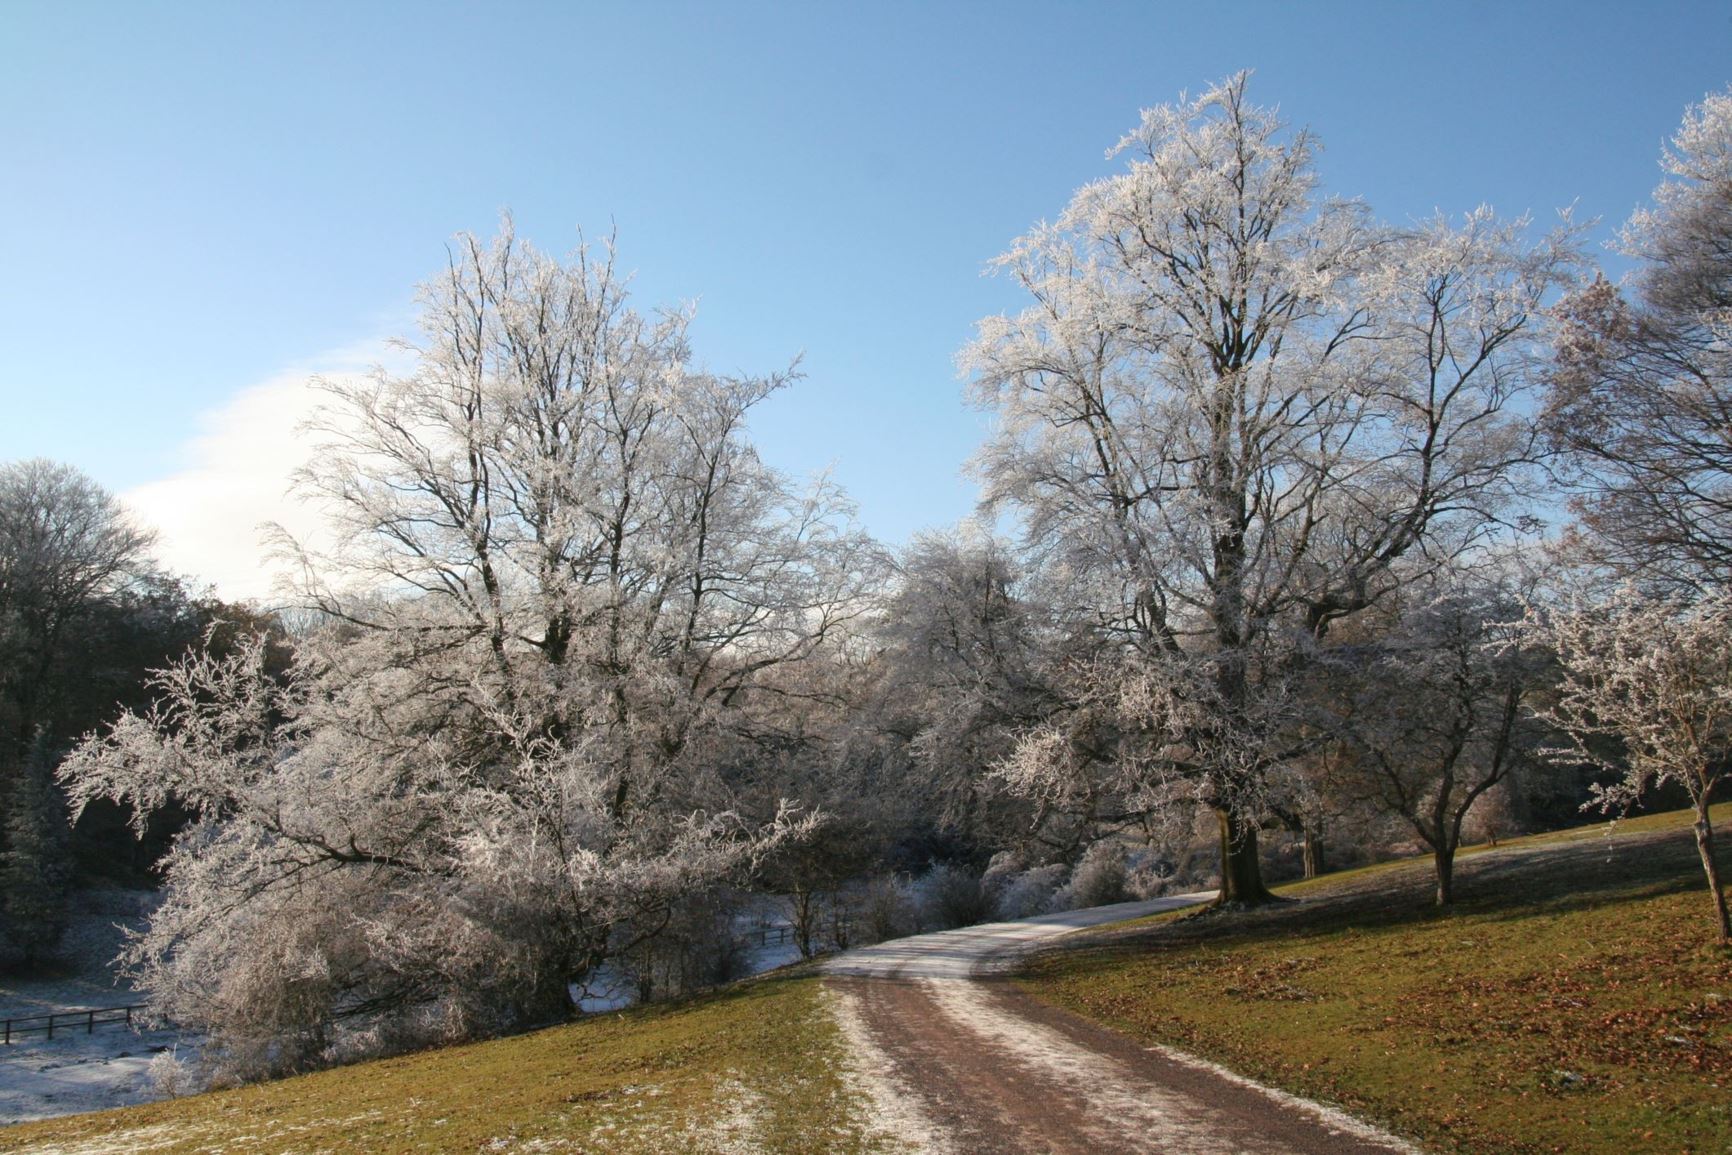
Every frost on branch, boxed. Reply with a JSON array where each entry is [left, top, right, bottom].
[[1535, 588, 1732, 943], [1544, 87, 1732, 591], [59, 223, 869, 1080], [1327, 572, 1547, 905], [965, 74, 1577, 902]]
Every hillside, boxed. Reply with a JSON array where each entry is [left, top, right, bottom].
[[1018, 805, 1732, 1154], [0, 973, 902, 1154]]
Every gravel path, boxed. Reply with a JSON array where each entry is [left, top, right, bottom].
[[823, 896, 1422, 1155]]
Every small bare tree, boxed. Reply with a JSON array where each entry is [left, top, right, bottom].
[[1333, 576, 1544, 905], [1538, 588, 1732, 944]]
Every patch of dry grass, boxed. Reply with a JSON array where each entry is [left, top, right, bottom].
[[0, 974, 905, 1154]]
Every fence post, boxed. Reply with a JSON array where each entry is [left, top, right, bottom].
[[45, 1014, 53, 1041]]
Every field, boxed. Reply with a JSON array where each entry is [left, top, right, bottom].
[[1019, 806, 1732, 1153]]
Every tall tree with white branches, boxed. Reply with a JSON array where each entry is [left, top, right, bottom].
[[967, 74, 1577, 903], [1545, 87, 1732, 592], [63, 223, 881, 1076]]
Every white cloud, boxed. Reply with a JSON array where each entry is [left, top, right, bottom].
[[123, 342, 402, 604]]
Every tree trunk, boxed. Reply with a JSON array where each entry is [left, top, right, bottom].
[[790, 890, 819, 960], [1215, 808, 1275, 905], [521, 966, 577, 1026], [1433, 845, 1455, 907], [1301, 824, 1325, 880], [1692, 800, 1731, 946]]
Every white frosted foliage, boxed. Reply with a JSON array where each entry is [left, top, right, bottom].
[[59, 223, 880, 1078]]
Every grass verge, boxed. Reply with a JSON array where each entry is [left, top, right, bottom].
[[1019, 804, 1732, 1154], [0, 973, 897, 1154]]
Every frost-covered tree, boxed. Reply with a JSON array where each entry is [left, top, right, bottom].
[[870, 530, 1061, 846], [967, 74, 1576, 903], [1537, 589, 1732, 944], [1545, 88, 1732, 592], [62, 224, 880, 1076]]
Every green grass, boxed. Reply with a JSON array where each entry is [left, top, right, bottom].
[[0, 973, 895, 1154], [1019, 804, 1732, 1154]]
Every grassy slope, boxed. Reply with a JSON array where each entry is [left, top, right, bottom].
[[0, 974, 897, 1155], [1019, 805, 1732, 1154]]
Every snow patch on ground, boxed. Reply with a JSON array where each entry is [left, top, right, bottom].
[[496, 1077, 766, 1154], [823, 984, 952, 1154], [921, 975, 1276, 1154], [695, 1077, 768, 1154], [10, 1121, 189, 1154], [1140, 1040, 1426, 1155], [0, 1023, 193, 1127], [823, 893, 1216, 981], [2, 1108, 391, 1154], [1, 894, 207, 1129]]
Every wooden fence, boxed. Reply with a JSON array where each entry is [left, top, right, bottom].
[[748, 923, 797, 947], [1, 1004, 147, 1045], [744, 919, 858, 950]]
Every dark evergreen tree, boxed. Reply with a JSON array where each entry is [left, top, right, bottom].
[[0, 733, 73, 970]]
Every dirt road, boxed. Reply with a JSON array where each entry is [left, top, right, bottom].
[[823, 897, 1420, 1155]]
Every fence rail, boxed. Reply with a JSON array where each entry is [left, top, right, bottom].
[[749, 924, 796, 947], [1, 1004, 147, 1045], [744, 918, 858, 950]]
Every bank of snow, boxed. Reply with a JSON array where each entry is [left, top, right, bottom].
[[0, 892, 198, 1128]]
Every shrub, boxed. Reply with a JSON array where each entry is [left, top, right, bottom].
[[917, 863, 993, 930], [994, 863, 1069, 919], [852, 876, 917, 944], [1050, 841, 1130, 911]]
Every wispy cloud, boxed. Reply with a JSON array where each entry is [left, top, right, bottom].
[[123, 341, 405, 604]]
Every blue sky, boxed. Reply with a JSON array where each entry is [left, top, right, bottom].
[[3, 1, 1730, 596]]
